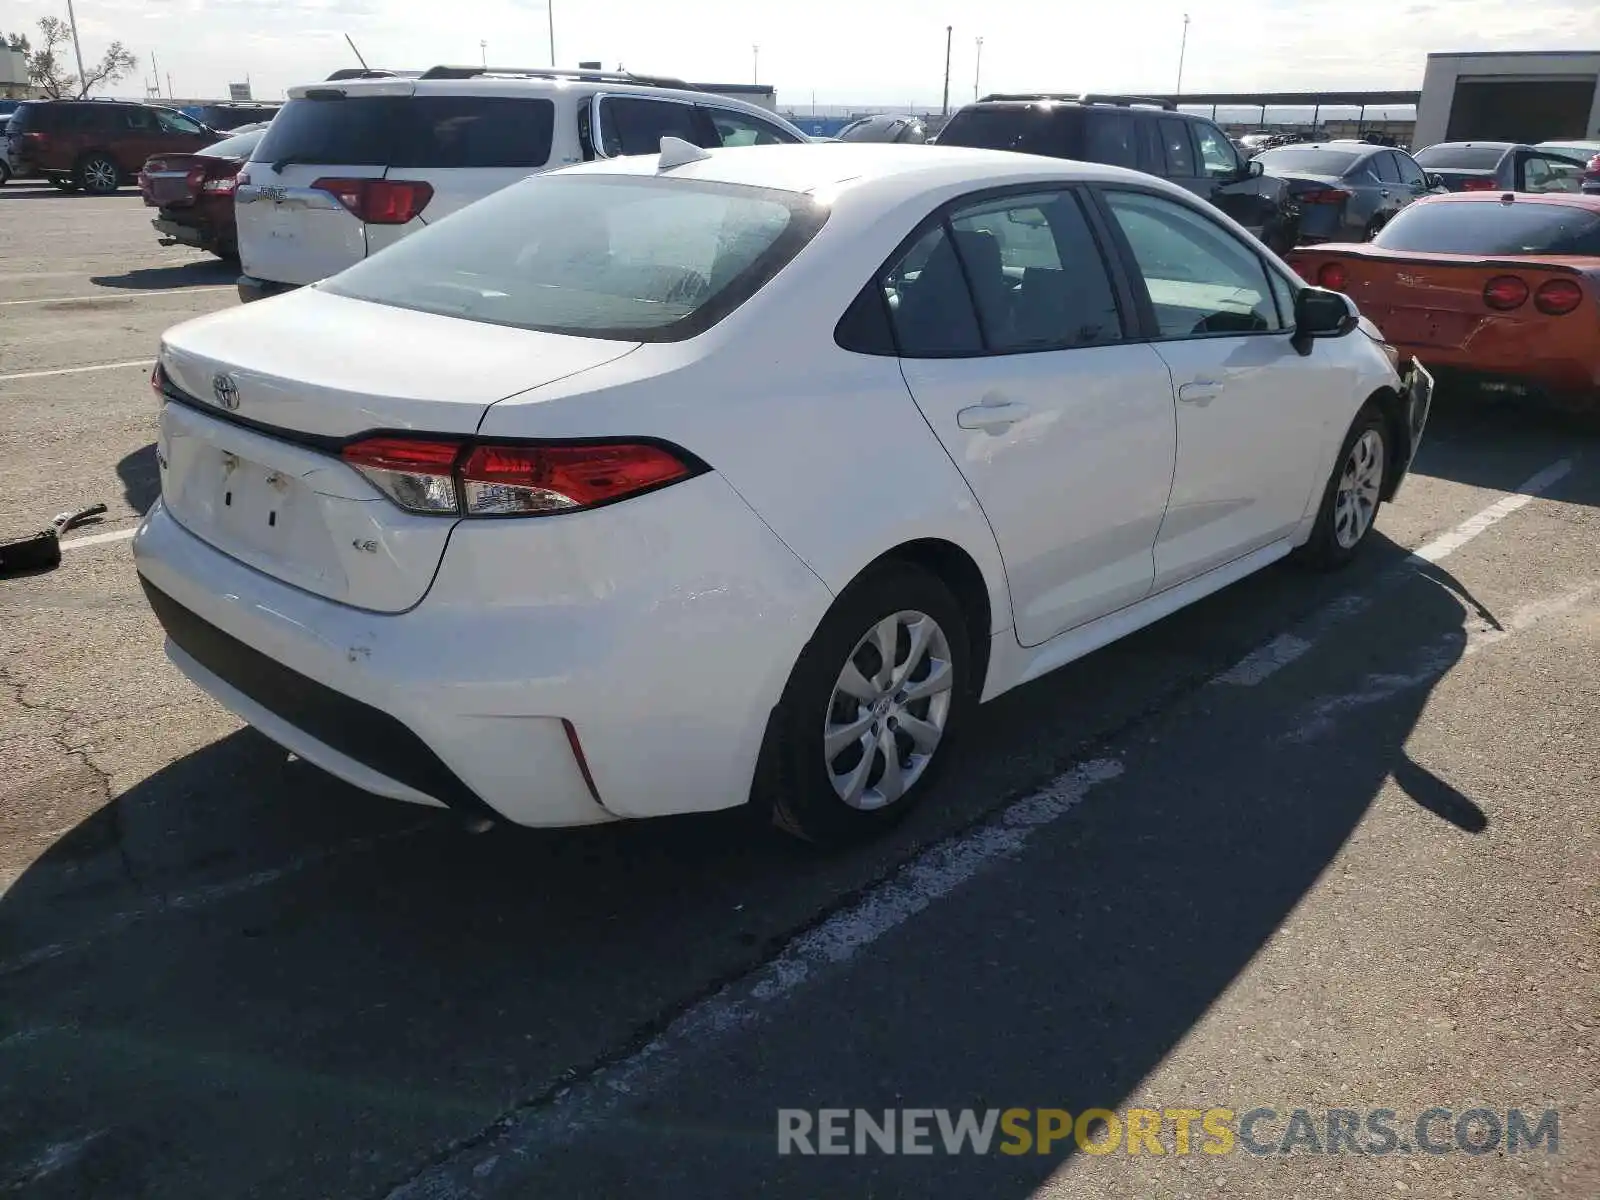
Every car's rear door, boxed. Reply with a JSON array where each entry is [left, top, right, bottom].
[[889, 187, 1179, 646], [236, 81, 413, 287]]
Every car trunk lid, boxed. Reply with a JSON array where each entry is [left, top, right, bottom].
[[1284, 245, 1600, 352], [141, 152, 240, 207], [236, 82, 417, 286], [156, 288, 641, 611]]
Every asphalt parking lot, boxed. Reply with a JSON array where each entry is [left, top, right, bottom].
[[1, 179, 1596, 1199]]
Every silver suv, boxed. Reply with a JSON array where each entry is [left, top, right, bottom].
[[235, 66, 810, 302]]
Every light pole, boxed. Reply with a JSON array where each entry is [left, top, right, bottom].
[[480, 40, 487, 67], [973, 36, 983, 102], [752, 44, 759, 85], [1175, 13, 1190, 96], [941, 24, 952, 117], [548, 1, 556, 67], [64, 0, 89, 95]]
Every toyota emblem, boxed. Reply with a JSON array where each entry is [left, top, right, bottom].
[[212, 373, 240, 410]]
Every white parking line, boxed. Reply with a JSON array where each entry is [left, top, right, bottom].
[[0, 286, 233, 306], [387, 760, 1127, 1198], [0, 360, 150, 383], [1214, 457, 1574, 687], [59, 527, 137, 551]]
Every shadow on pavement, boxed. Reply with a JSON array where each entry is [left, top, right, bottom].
[[1409, 402, 1597, 503], [89, 260, 236, 290], [116, 443, 160, 515]]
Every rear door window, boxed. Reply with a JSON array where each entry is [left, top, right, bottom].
[[596, 96, 704, 156], [251, 96, 555, 168], [1083, 111, 1139, 169], [881, 225, 984, 355], [1393, 152, 1428, 189], [1158, 118, 1196, 176]]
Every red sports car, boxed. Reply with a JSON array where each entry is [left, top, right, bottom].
[[139, 123, 268, 261], [1287, 192, 1600, 409]]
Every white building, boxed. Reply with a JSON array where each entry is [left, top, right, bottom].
[[1413, 50, 1600, 149], [1, 46, 30, 98]]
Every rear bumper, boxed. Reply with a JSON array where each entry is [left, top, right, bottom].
[[153, 217, 206, 248], [131, 478, 832, 827], [1413, 363, 1600, 411], [237, 274, 298, 303], [1389, 343, 1600, 405]]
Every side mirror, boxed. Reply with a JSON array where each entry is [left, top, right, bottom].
[[1246, 158, 1264, 178], [1291, 286, 1359, 355], [1426, 173, 1445, 189]]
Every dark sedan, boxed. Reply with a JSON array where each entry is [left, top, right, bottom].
[[1411, 142, 1589, 194], [138, 124, 267, 260], [1254, 141, 1443, 243]]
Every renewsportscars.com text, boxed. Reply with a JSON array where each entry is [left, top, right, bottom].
[[776, 1106, 1560, 1157]]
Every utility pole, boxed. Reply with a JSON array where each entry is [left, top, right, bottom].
[[480, 40, 487, 67], [752, 44, 759, 85], [941, 24, 952, 116], [548, 0, 556, 67], [64, 0, 89, 95], [973, 36, 983, 102], [150, 50, 161, 100], [1175, 13, 1190, 96], [166, 70, 173, 98]]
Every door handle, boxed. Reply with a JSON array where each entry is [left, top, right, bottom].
[[1177, 380, 1225, 405], [1379, 188, 1391, 197], [957, 401, 1031, 430]]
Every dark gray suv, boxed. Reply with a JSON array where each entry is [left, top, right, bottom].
[[936, 93, 1299, 253]]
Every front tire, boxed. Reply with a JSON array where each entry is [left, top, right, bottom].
[[1296, 403, 1390, 569], [76, 154, 120, 195], [755, 561, 973, 846]]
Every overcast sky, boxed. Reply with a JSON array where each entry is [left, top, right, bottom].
[[7, 0, 1600, 107]]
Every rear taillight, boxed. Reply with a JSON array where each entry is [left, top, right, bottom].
[[1584, 154, 1600, 184], [340, 436, 703, 516], [1297, 187, 1351, 205], [150, 361, 166, 399], [185, 164, 206, 192], [21, 131, 47, 149], [201, 168, 240, 195], [1483, 275, 1528, 311], [1317, 262, 1348, 290], [312, 177, 434, 225], [1285, 257, 1312, 283], [1460, 177, 1498, 191], [1533, 278, 1584, 316]]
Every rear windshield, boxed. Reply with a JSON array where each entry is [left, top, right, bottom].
[[1373, 200, 1600, 255], [1255, 147, 1362, 174], [1413, 145, 1504, 170], [202, 129, 266, 160], [7, 103, 41, 132], [251, 95, 555, 169], [936, 106, 1066, 155], [319, 174, 828, 341]]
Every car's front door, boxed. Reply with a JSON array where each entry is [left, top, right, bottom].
[[1096, 187, 1345, 589], [1190, 118, 1273, 239], [1391, 149, 1432, 212], [887, 187, 1179, 646]]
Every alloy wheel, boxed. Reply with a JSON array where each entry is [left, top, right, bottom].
[[84, 158, 118, 192], [1333, 428, 1384, 549], [823, 610, 954, 811]]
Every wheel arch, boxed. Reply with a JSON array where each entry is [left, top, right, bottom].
[[845, 537, 997, 702], [1366, 384, 1411, 500]]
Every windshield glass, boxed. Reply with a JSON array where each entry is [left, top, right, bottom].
[[1255, 147, 1362, 174], [1413, 145, 1505, 170], [320, 174, 828, 341], [1373, 200, 1600, 254], [936, 107, 1064, 154]]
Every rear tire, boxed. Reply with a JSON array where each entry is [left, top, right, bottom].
[[0, 159, 10, 187], [1294, 403, 1390, 570], [76, 153, 120, 195], [754, 561, 974, 847]]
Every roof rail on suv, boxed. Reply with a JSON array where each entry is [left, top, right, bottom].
[[417, 65, 699, 91], [978, 91, 1176, 111]]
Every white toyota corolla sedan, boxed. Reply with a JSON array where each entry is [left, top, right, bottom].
[[133, 140, 1432, 845]]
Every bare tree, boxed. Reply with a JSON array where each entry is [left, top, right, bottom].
[[27, 16, 136, 99], [4, 31, 31, 53]]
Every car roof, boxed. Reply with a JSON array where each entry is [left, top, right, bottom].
[[562, 141, 1168, 196], [283, 73, 783, 120], [1419, 141, 1517, 151], [1259, 141, 1373, 153], [1411, 190, 1600, 211]]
